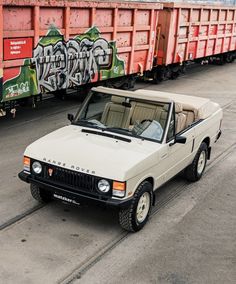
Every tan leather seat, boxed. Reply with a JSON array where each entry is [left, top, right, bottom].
[[181, 103, 198, 128], [175, 103, 187, 133], [129, 101, 186, 134], [129, 102, 157, 125], [153, 105, 166, 126], [183, 109, 195, 128], [158, 106, 169, 128], [101, 96, 131, 128]]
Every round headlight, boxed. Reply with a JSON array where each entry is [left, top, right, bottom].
[[97, 179, 110, 193], [32, 161, 42, 174]]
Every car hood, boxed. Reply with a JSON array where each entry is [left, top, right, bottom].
[[25, 125, 162, 181]]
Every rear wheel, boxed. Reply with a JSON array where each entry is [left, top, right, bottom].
[[185, 142, 208, 182], [30, 184, 52, 203], [119, 181, 153, 232]]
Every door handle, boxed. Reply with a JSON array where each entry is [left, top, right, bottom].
[[161, 153, 168, 159]]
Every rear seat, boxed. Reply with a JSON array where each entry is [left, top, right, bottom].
[[175, 103, 187, 133], [182, 108, 196, 128]]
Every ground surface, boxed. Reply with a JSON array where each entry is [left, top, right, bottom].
[[0, 62, 235, 284]]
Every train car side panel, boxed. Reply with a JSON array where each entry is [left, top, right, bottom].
[[0, 2, 3, 108], [0, 0, 162, 107], [156, 8, 172, 66], [156, 3, 236, 65]]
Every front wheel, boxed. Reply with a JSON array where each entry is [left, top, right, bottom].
[[30, 184, 52, 203], [119, 181, 153, 232], [184, 142, 208, 182]]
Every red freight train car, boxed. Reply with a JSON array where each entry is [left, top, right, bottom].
[[1, 1, 236, 116], [0, 0, 162, 115], [152, 2, 236, 81]]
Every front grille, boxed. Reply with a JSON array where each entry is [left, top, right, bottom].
[[33, 162, 111, 197], [43, 164, 95, 191]]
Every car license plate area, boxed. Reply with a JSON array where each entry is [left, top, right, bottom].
[[53, 193, 80, 206]]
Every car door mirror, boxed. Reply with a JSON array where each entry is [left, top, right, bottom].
[[67, 113, 74, 122], [175, 135, 187, 144]]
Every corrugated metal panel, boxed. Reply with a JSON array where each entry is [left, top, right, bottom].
[[156, 3, 236, 65], [0, 0, 162, 104]]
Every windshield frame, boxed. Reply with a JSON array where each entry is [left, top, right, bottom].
[[72, 90, 173, 144]]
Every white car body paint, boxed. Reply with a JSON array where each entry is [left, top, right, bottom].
[[24, 87, 223, 200]]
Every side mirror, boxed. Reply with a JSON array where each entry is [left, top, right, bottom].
[[67, 113, 74, 122], [175, 135, 187, 144]]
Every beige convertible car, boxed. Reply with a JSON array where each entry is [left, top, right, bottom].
[[19, 87, 222, 232]]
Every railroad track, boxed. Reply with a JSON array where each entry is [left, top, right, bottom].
[[0, 204, 44, 231], [0, 102, 80, 132], [1, 138, 234, 282], [0, 134, 235, 283], [58, 140, 236, 284]]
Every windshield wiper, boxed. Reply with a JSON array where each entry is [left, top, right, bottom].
[[105, 127, 133, 136], [74, 122, 134, 137]]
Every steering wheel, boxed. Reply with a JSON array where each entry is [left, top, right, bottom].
[[141, 119, 152, 124]]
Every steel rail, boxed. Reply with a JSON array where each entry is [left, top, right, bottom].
[[59, 141, 236, 284]]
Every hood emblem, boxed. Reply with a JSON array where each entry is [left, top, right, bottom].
[[48, 168, 53, 177]]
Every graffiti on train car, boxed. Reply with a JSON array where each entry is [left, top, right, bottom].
[[2, 27, 125, 101]]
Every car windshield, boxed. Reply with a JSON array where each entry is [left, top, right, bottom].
[[74, 91, 171, 143]]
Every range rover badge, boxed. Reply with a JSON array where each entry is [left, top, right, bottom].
[[48, 168, 53, 177]]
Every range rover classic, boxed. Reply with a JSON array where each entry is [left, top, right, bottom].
[[19, 87, 222, 232]]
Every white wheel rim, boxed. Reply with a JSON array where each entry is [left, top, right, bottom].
[[197, 151, 206, 175], [136, 192, 151, 223]]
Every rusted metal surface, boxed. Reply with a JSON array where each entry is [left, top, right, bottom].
[[0, 0, 162, 104], [156, 3, 236, 65], [0, 2, 3, 106], [1, 1, 236, 112]]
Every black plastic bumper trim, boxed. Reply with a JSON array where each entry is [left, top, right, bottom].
[[18, 171, 132, 208]]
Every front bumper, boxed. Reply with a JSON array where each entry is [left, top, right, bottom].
[[18, 171, 132, 208]]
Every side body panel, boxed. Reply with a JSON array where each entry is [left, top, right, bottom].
[[193, 109, 223, 151], [163, 127, 195, 183], [127, 108, 222, 197], [156, 3, 236, 65], [0, 0, 162, 104]]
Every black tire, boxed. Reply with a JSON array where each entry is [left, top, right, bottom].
[[30, 184, 52, 203], [53, 89, 67, 100], [153, 70, 162, 84], [184, 142, 208, 182], [170, 71, 180, 80], [19, 97, 30, 107], [224, 53, 234, 63], [119, 181, 153, 232]]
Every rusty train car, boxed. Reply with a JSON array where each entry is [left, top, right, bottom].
[[0, 1, 236, 116], [0, 0, 162, 115], [152, 2, 236, 81]]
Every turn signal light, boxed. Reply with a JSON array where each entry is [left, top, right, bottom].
[[113, 181, 126, 191], [112, 181, 126, 198], [23, 156, 30, 172]]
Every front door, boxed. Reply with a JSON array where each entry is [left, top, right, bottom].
[[158, 107, 195, 184]]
